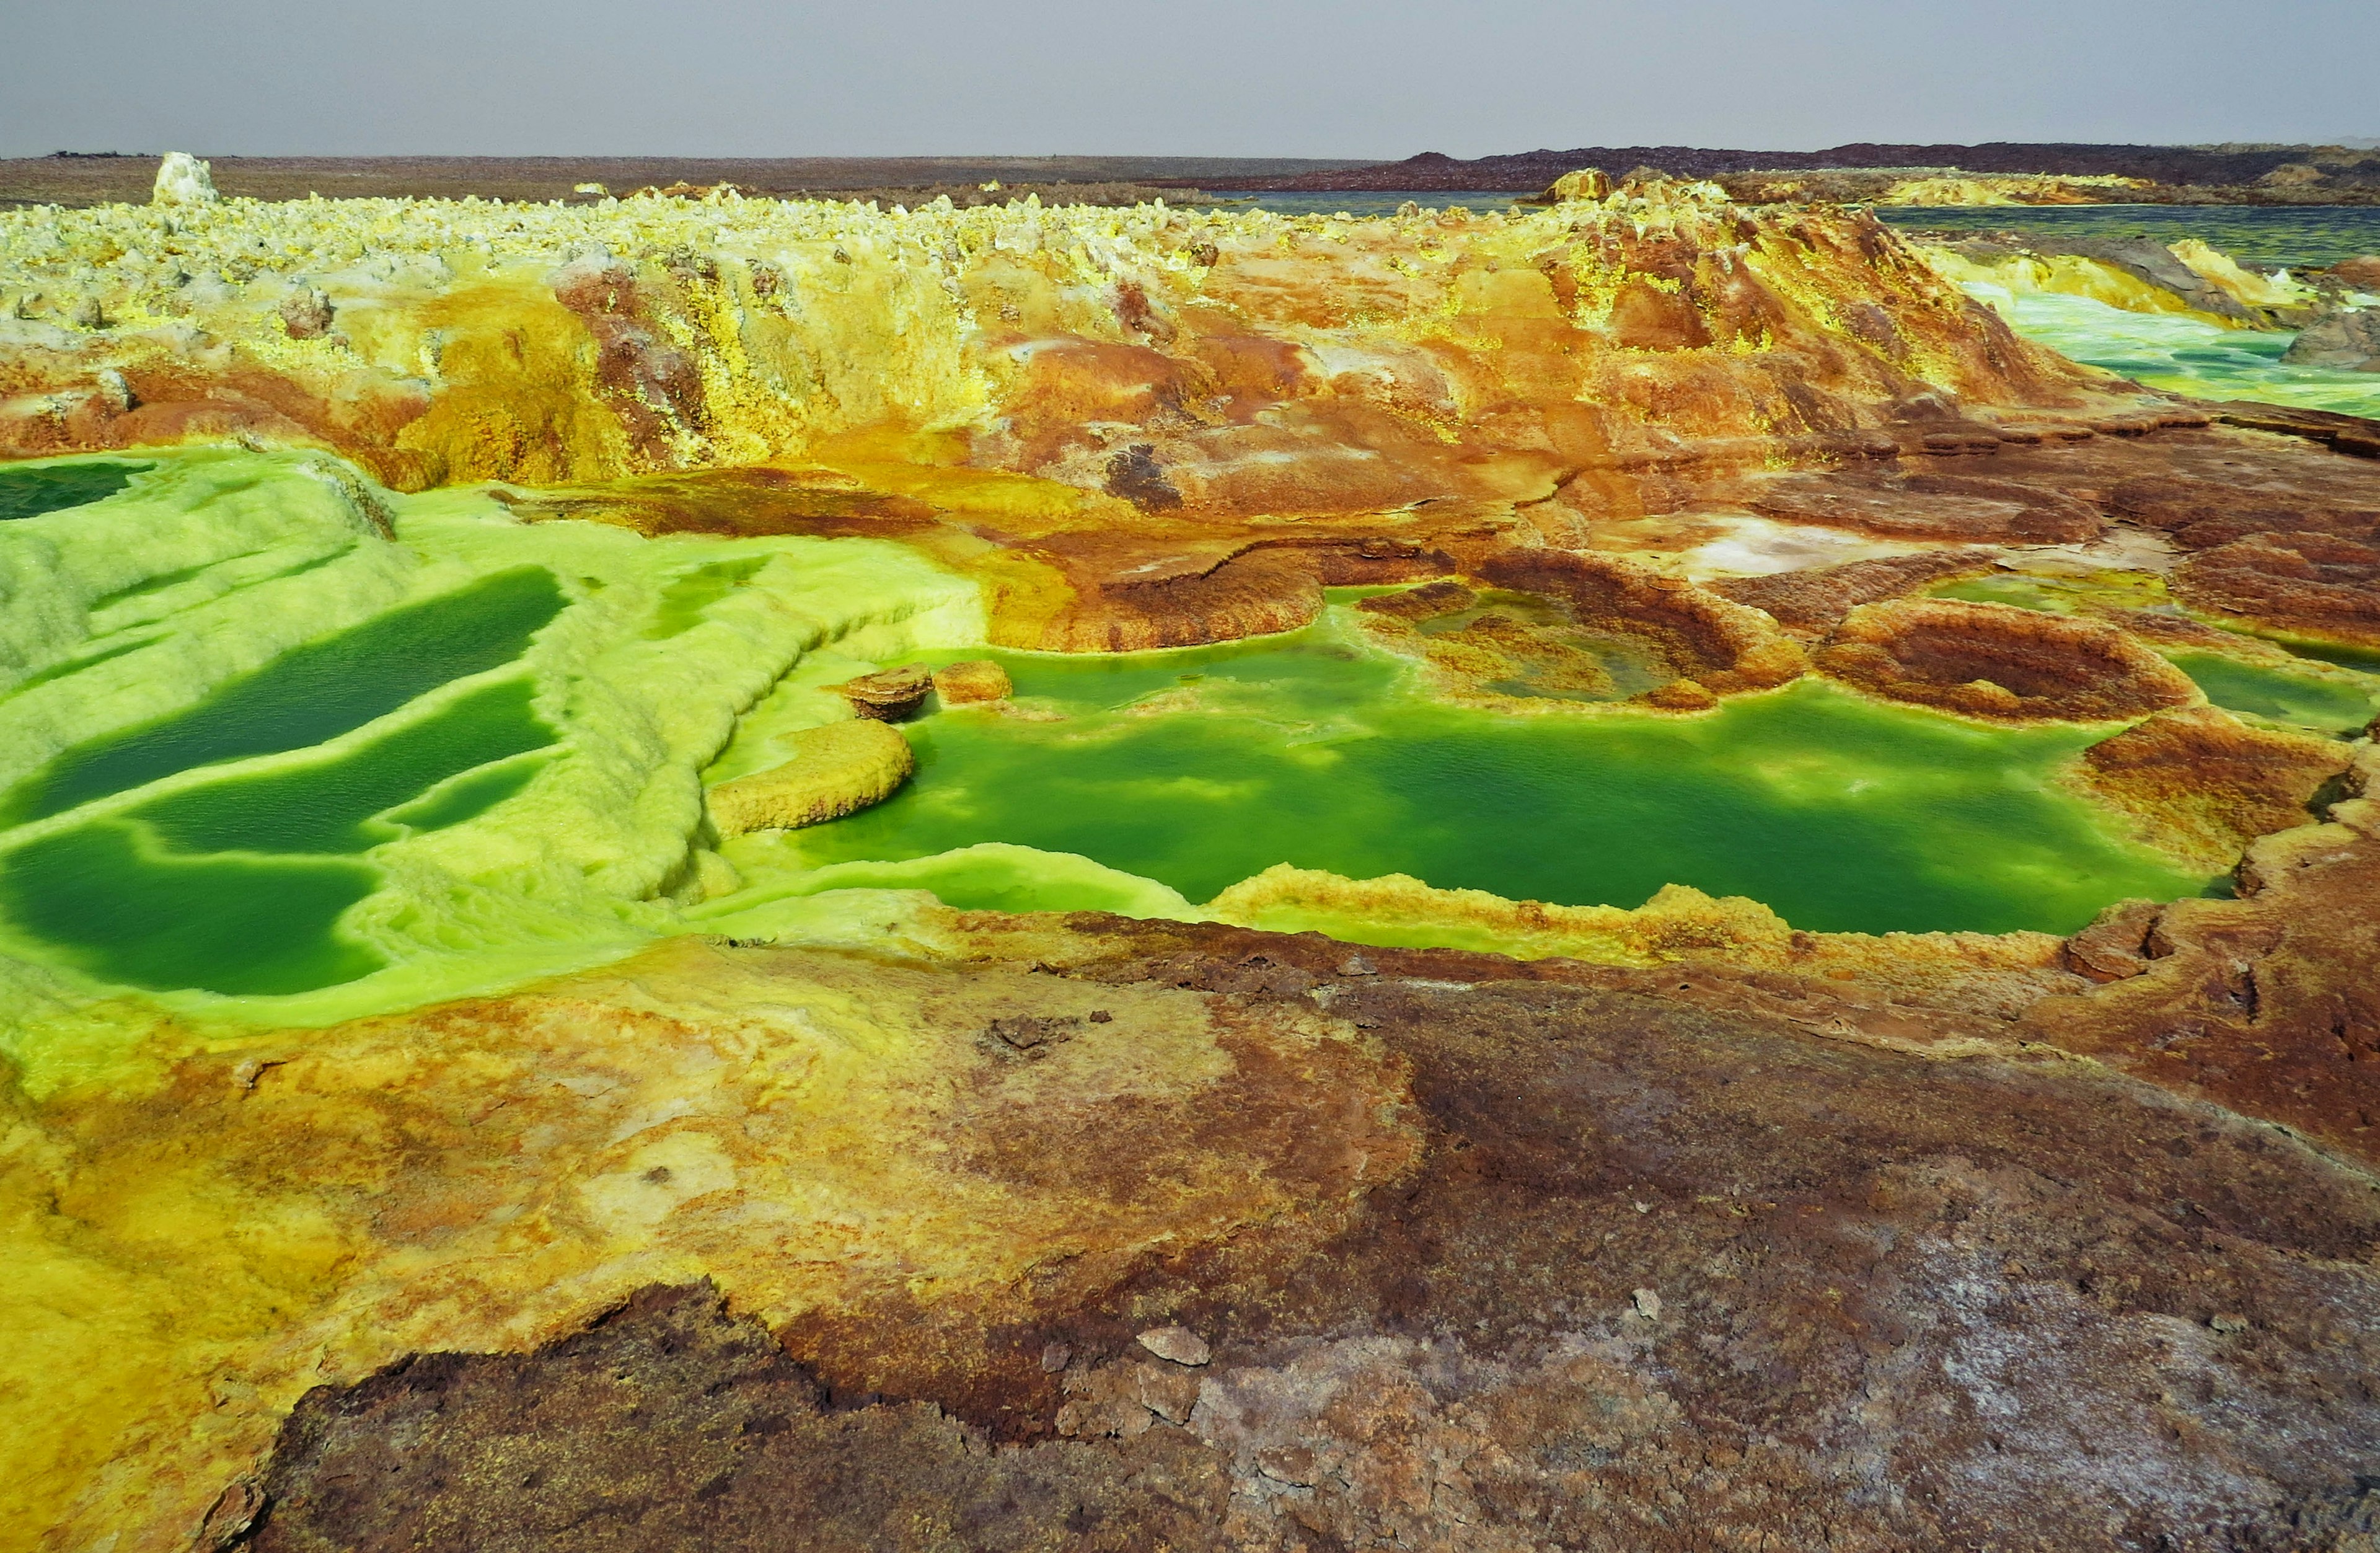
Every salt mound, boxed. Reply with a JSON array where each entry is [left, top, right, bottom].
[[151, 153, 219, 206]]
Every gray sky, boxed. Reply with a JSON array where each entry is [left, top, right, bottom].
[[4, 0, 2375, 159]]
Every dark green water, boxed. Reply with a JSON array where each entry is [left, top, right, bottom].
[[795, 629, 2208, 936], [1, 567, 565, 825], [125, 677, 556, 854], [0, 675, 558, 996], [382, 755, 546, 833], [0, 825, 386, 996], [1875, 205, 2380, 271], [0, 460, 149, 521]]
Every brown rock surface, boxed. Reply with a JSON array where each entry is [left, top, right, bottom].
[[833, 664, 933, 720], [1474, 548, 1807, 695], [15, 181, 2380, 1553], [2019, 783, 2380, 1168], [2280, 307, 2380, 370], [2174, 530, 2380, 647], [1818, 597, 2201, 720], [2072, 706, 2355, 868], [1743, 467, 2105, 543], [1711, 546, 1999, 632], [227, 906, 2380, 1553]]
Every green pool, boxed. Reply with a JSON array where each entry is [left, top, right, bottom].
[[767, 616, 2210, 937]]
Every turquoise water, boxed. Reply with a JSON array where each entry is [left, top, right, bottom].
[[1, 567, 565, 825], [0, 460, 148, 521], [1981, 288, 2380, 417], [1877, 205, 2380, 272], [1232, 190, 1527, 217], [790, 622, 2208, 936]]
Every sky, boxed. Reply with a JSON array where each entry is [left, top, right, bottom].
[[3, 0, 2376, 159]]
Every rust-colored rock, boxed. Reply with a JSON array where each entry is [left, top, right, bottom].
[[1743, 469, 2104, 544], [1355, 578, 1476, 621], [2103, 473, 2380, 551], [1818, 598, 2200, 720], [229, 913, 2380, 1552], [2061, 896, 2166, 982], [1474, 548, 1807, 695], [1711, 547, 1999, 633], [833, 664, 932, 720], [2173, 530, 2380, 647], [2073, 706, 2355, 869], [2022, 787, 2380, 1169]]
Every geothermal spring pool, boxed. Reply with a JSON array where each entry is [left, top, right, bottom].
[[7, 438, 2374, 1021], [7, 163, 2380, 1552]]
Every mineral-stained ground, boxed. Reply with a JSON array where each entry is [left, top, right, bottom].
[[2, 159, 2378, 1553]]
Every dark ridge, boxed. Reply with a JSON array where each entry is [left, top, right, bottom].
[[1203, 141, 2380, 193]]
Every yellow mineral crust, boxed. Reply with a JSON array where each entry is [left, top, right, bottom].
[[1878, 174, 2152, 206], [0, 182, 2102, 499], [932, 658, 1013, 704], [1916, 237, 2317, 330], [0, 934, 1419, 1548], [705, 718, 914, 834], [1204, 863, 2063, 980], [3, 181, 2156, 655]]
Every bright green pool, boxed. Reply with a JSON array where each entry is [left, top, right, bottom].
[[766, 616, 2211, 938]]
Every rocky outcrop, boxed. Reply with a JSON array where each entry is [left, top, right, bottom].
[[832, 665, 932, 720], [1745, 467, 2107, 542], [2175, 530, 2380, 647], [705, 719, 914, 834], [1473, 549, 1808, 699], [1818, 598, 2200, 720], [2281, 306, 2380, 369], [931, 659, 1011, 704], [1711, 547, 1999, 633], [2020, 770, 2380, 1167], [0, 182, 2105, 634], [1916, 234, 2328, 328], [2072, 706, 2355, 869], [149, 153, 218, 207]]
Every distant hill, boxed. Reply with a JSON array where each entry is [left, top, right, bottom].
[[1205, 143, 2380, 193], [0, 154, 1374, 209]]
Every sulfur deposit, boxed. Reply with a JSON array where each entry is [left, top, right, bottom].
[[705, 717, 914, 834], [2, 169, 2379, 1553]]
